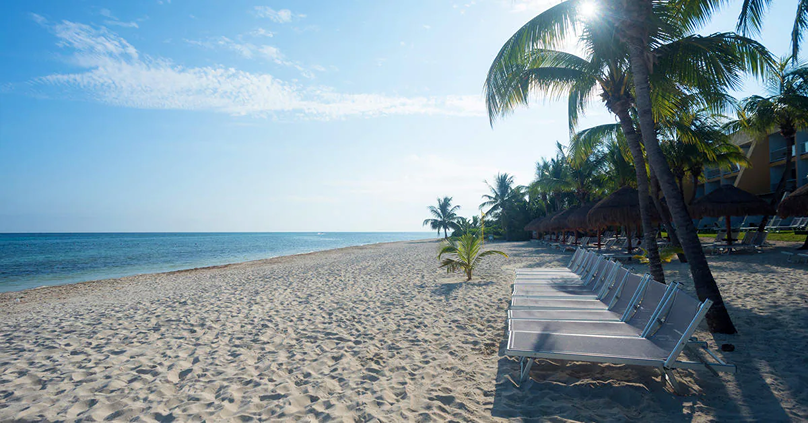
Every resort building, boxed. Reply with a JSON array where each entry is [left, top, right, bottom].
[[682, 130, 808, 228], [684, 131, 808, 200]]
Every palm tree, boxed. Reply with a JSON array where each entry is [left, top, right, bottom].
[[438, 233, 509, 281], [486, 13, 759, 283], [423, 196, 461, 239], [618, 0, 773, 334], [454, 216, 481, 237], [659, 110, 751, 204], [480, 173, 524, 240], [728, 58, 808, 230], [734, 0, 808, 62], [485, 0, 770, 333]]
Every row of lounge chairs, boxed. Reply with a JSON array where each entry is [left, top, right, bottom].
[[505, 248, 735, 394], [703, 231, 769, 255], [698, 216, 808, 232]]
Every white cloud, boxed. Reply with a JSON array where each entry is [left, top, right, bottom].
[[185, 36, 315, 77], [252, 7, 303, 23], [249, 28, 274, 37], [98, 8, 139, 28], [26, 18, 485, 120]]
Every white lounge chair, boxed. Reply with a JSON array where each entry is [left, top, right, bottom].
[[507, 290, 735, 394]]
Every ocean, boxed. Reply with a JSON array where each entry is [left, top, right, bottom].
[[0, 232, 433, 293]]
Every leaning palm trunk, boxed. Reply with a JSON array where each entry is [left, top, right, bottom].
[[651, 166, 687, 263], [758, 131, 796, 232], [621, 0, 736, 334], [613, 106, 666, 283]]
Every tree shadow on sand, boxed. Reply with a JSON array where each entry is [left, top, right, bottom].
[[432, 281, 494, 301], [489, 312, 798, 421]]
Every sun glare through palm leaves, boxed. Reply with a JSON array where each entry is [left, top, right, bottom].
[[579, 1, 598, 19]]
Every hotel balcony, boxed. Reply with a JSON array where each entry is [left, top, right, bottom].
[[770, 145, 797, 162], [771, 178, 798, 193], [722, 164, 740, 175], [704, 168, 721, 179]]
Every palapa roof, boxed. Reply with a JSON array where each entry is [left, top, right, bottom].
[[778, 184, 808, 218], [524, 217, 545, 231], [689, 185, 775, 219], [548, 207, 580, 230], [539, 210, 566, 231], [587, 186, 661, 227], [566, 202, 598, 229]]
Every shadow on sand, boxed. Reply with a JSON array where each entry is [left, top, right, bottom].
[[432, 280, 494, 301]]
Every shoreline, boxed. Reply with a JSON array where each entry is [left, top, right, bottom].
[[0, 237, 435, 308]]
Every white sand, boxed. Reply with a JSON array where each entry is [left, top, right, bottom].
[[0, 239, 806, 421]]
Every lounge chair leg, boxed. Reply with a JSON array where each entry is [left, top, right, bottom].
[[520, 358, 534, 384], [662, 367, 684, 395]]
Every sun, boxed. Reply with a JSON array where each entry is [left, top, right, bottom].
[[579, 1, 598, 19]]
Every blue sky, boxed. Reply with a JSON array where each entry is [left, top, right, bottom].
[[0, 0, 798, 232]]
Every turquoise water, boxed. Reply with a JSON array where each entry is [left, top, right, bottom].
[[0, 232, 432, 293]]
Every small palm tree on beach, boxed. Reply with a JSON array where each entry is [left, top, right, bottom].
[[438, 233, 508, 281], [423, 196, 461, 239]]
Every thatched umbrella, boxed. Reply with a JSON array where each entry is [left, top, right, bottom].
[[567, 202, 600, 247], [778, 184, 808, 218], [778, 184, 808, 250], [540, 210, 566, 240], [588, 187, 660, 253], [550, 207, 580, 244], [524, 217, 545, 236], [690, 185, 775, 245]]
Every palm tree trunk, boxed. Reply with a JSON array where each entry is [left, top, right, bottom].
[[614, 107, 666, 283], [622, 6, 736, 333], [689, 173, 699, 205], [651, 166, 687, 263], [758, 132, 795, 232]]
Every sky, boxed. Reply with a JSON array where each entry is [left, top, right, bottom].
[[0, 0, 799, 232]]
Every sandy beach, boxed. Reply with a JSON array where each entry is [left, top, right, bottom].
[[1, 239, 807, 421]]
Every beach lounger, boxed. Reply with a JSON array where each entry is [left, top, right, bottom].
[[507, 270, 643, 322], [782, 251, 808, 263], [515, 250, 601, 280], [510, 271, 649, 311], [512, 261, 621, 299], [507, 290, 735, 393], [713, 231, 754, 254], [508, 281, 680, 337]]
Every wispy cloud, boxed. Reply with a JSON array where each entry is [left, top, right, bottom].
[[22, 17, 484, 120], [252, 7, 305, 23], [99, 8, 140, 29], [185, 36, 317, 78], [249, 28, 274, 37]]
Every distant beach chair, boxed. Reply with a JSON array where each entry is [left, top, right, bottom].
[[789, 217, 808, 230], [782, 251, 808, 263], [714, 231, 755, 254]]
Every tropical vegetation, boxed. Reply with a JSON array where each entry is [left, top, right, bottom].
[[437, 233, 509, 281], [422, 197, 461, 239], [423, 0, 808, 334]]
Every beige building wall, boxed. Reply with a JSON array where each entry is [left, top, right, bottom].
[[734, 134, 770, 195]]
